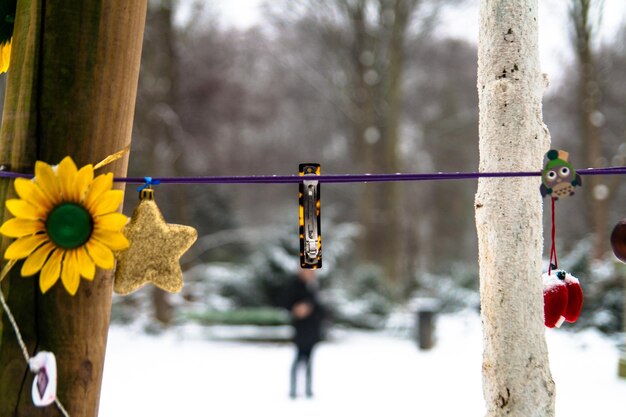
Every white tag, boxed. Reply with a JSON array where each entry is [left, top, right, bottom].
[[28, 351, 57, 407]]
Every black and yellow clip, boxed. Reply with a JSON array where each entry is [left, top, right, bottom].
[[299, 163, 321, 269]]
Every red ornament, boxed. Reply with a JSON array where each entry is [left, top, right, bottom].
[[543, 270, 583, 328], [610, 220, 626, 263], [543, 276, 568, 328], [563, 276, 583, 323]]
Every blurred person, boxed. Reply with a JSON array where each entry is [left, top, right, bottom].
[[285, 268, 324, 398]]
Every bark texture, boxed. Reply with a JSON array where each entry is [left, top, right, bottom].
[[0, 1, 147, 415], [476, 1, 555, 416]]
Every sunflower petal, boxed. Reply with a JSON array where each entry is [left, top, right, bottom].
[[0, 41, 11, 73], [86, 239, 115, 269], [21, 242, 55, 276], [73, 164, 94, 203], [14, 178, 53, 210], [76, 247, 95, 280], [57, 157, 78, 201], [35, 161, 62, 206], [90, 190, 124, 216], [85, 173, 113, 209], [94, 212, 128, 231], [40, 249, 63, 293], [61, 250, 80, 295], [92, 229, 130, 251], [6, 199, 46, 219], [0, 218, 45, 238], [4, 234, 47, 259]]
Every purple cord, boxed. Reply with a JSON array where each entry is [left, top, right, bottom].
[[1, 167, 626, 184]]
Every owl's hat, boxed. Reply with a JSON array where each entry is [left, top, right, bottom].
[[545, 149, 574, 170]]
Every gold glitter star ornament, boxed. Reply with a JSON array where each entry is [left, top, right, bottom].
[[114, 188, 197, 295]]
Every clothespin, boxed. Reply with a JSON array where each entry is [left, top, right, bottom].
[[299, 163, 322, 269]]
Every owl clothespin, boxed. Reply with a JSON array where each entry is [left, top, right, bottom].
[[299, 163, 322, 269], [540, 149, 582, 199], [540, 149, 584, 328]]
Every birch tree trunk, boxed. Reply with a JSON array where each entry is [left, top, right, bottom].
[[475, 1, 555, 416]]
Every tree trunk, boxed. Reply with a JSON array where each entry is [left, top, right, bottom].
[[376, 0, 410, 289], [571, 0, 608, 260], [475, 1, 555, 416], [346, 1, 381, 278], [349, 0, 416, 291], [0, 1, 147, 415], [137, 1, 181, 325]]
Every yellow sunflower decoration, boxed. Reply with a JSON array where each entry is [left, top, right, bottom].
[[0, 157, 129, 295], [0, 0, 16, 74], [0, 40, 10, 73]]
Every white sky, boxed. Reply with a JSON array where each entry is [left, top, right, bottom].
[[214, 0, 264, 28], [439, 0, 626, 83], [210, 0, 625, 85]]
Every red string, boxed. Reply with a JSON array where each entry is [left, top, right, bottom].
[[549, 197, 558, 275]]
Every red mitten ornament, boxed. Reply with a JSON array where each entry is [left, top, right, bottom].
[[563, 274, 583, 323], [543, 272, 568, 328], [542, 270, 583, 328]]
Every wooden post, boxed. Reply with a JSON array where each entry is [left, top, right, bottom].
[[0, 1, 147, 415]]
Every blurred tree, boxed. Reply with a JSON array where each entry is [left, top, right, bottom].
[[133, 1, 241, 253], [132, 1, 240, 323], [102, 0, 626, 336], [622, 270, 626, 377], [335, 0, 432, 292], [544, 21, 626, 342], [569, 0, 610, 260], [545, 8, 626, 260], [133, 0, 181, 324], [404, 37, 478, 275], [132, 0, 480, 316], [265, 0, 456, 293]]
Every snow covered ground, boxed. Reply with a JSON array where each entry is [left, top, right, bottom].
[[100, 311, 625, 416]]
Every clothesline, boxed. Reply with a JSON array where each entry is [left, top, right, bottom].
[[2, 166, 626, 184]]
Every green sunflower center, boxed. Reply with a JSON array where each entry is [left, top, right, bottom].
[[46, 203, 93, 249]]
